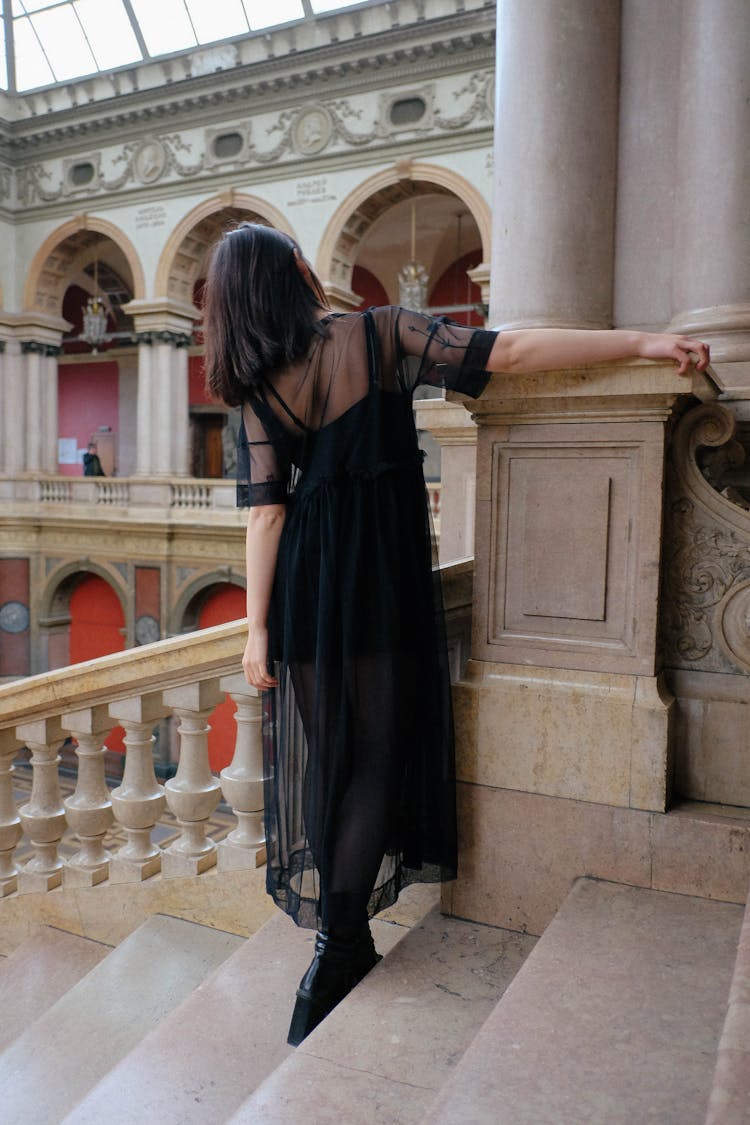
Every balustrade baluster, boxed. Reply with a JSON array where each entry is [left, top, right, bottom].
[[162, 680, 222, 876], [217, 674, 266, 869], [15, 717, 67, 892], [108, 694, 167, 882], [0, 730, 23, 896], [61, 705, 115, 887]]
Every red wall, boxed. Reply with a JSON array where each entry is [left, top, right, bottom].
[[69, 574, 126, 751], [428, 251, 483, 326], [352, 265, 390, 310], [198, 584, 247, 772], [58, 362, 119, 475]]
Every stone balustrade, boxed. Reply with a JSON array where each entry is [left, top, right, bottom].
[[0, 473, 442, 519], [0, 559, 470, 899]]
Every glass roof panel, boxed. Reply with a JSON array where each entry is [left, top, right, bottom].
[[13, 0, 62, 14], [28, 4, 97, 81], [3, 0, 388, 91], [309, 0, 366, 11], [186, 0, 249, 42], [244, 0, 304, 31], [73, 0, 142, 72], [12, 16, 56, 88], [129, 0, 197, 56]]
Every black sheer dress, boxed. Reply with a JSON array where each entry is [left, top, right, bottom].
[[237, 307, 496, 933]]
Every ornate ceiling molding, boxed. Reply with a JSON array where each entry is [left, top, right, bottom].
[[0, 7, 495, 162]]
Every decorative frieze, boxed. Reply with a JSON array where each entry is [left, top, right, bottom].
[[135, 330, 193, 348], [20, 341, 62, 357], [10, 68, 493, 209]]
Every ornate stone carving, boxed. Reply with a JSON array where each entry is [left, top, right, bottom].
[[102, 134, 204, 191], [661, 404, 750, 674], [10, 65, 494, 209]]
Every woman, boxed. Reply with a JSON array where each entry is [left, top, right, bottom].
[[203, 222, 709, 1046]]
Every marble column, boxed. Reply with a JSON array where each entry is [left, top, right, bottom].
[[123, 299, 197, 476], [11, 316, 68, 475], [0, 331, 24, 476], [670, 0, 750, 367], [490, 0, 621, 329]]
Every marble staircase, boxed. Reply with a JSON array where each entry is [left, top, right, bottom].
[[0, 877, 746, 1124]]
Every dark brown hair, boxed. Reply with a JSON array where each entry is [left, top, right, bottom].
[[202, 222, 329, 406]]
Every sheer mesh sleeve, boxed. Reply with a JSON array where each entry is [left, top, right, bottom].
[[236, 399, 290, 508], [389, 308, 497, 398]]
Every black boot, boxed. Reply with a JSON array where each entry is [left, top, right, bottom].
[[287, 926, 381, 1047]]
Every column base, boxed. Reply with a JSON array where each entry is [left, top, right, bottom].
[[217, 839, 266, 871]]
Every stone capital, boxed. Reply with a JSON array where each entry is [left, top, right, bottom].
[[450, 360, 719, 426], [413, 398, 478, 446], [122, 298, 199, 336]]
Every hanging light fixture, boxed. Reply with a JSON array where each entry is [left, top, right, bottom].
[[82, 248, 109, 353], [398, 198, 429, 312]]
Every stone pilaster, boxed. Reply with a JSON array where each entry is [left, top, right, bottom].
[[4, 313, 68, 474], [489, 0, 621, 328], [123, 299, 197, 476]]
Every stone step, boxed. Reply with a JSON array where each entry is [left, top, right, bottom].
[[424, 877, 745, 1125], [0, 926, 111, 1052], [0, 913, 244, 1125], [62, 909, 410, 1125], [229, 905, 537, 1124]]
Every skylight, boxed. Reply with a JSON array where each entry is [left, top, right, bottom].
[[3, 0, 372, 93]]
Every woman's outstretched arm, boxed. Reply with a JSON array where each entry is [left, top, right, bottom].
[[243, 503, 286, 690], [486, 328, 710, 377]]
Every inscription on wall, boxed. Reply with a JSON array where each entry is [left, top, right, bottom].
[[288, 177, 337, 206], [136, 205, 168, 230]]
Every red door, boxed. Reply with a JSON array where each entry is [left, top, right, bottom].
[[198, 584, 246, 771], [69, 574, 126, 751]]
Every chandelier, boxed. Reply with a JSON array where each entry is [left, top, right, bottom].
[[82, 251, 109, 353], [398, 199, 429, 312]]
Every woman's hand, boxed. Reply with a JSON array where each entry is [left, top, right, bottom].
[[637, 333, 710, 376], [243, 625, 278, 690]]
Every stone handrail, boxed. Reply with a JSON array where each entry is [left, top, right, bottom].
[[2, 474, 441, 519], [0, 559, 470, 899]]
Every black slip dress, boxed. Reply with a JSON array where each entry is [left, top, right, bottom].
[[237, 306, 496, 929]]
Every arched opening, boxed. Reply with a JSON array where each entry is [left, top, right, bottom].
[[325, 179, 486, 482], [30, 227, 140, 478], [158, 199, 294, 480], [45, 569, 128, 761]]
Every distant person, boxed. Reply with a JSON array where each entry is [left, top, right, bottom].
[[82, 441, 105, 477]]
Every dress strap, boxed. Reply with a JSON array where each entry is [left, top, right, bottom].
[[363, 309, 381, 387], [261, 376, 309, 433]]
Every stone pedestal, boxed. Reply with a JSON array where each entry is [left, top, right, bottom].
[[413, 398, 478, 564], [447, 361, 721, 930]]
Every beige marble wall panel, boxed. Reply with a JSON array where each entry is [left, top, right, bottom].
[[473, 415, 667, 675], [652, 805, 750, 902], [446, 784, 750, 936], [672, 694, 750, 808], [453, 661, 672, 812], [0, 865, 273, 957], [446, 784, 652, 935]]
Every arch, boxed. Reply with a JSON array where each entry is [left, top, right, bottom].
[[23, 215, 146, 314], [155, 192, 298, 305], [41, 558, 129, 625], [316, 162, 492, 303], [170, 568, 246, 635]]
